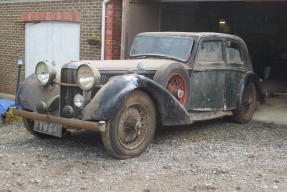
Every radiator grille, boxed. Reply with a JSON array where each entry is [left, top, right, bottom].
[[60, 68, 82, 118]]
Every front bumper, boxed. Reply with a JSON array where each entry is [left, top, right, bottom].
[[13, 109, 105, 132]]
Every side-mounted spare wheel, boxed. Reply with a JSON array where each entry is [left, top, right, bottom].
[[153, 63, 190, 107], [101, 90, 156, 159], [233, 82, 257, 123]]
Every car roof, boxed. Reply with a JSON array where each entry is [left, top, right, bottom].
[[137, 32, 243, 42]]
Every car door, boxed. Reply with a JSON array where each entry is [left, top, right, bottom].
[[189, 38, 226, 111], [224, 39, 248, 109]]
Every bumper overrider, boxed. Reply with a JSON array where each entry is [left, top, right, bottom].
[[13, 109, 106, 132]]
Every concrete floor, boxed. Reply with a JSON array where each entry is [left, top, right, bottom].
[[253, 80, 287, 125], [253, 95, 287, 125]]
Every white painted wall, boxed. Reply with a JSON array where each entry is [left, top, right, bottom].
[[25, 22, 80, 77]]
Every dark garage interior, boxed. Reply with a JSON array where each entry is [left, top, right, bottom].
[[160, 2, 287, 84], [160, 1, 287, 124]]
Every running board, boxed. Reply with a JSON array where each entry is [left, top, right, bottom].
[[189, 111, 233, 122]]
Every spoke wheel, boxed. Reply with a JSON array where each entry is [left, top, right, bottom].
[[166, 73, 188, 105], [118, 104, 149, 150], [102, 90, 156, 159], [233, 83, 257, 123]]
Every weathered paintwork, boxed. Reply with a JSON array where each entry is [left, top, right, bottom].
[[82, 74, 192, 126], [186, 33, 264, 111], [16, 71, 60, 112], [16, 32, 265, 131]]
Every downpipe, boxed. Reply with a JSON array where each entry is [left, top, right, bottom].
[[101, 0, 112, 61]]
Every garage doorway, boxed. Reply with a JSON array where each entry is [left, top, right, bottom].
[[159, 1, 287, 125], [25, 21, 80, 77], [122, 0, 287, 124]]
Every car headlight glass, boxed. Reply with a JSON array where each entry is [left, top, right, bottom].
[[77, 64, 100, 90], [35, 61, 56, 86], [73, 94, 84, 108]]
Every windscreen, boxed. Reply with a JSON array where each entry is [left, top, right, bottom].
[[130, 35, 193, 62]]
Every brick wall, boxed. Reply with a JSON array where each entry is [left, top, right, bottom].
[[105, 0, 122, 60], [0, 0, 104, 95]]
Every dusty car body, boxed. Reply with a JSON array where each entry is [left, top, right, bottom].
[[14, 32, 265, 159]]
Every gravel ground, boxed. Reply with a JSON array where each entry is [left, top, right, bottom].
[[0, 119, 287, 192]]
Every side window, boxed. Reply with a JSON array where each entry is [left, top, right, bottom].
[[196, 41, 223, 63], [226, 41, 243, 64]]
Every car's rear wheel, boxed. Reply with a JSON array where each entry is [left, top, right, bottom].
[[233, 82, 257, 123], [101, 90, 156, 159], [153, 63, 190, 107]]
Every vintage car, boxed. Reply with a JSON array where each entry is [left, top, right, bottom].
[[14, 32, 265, 159]]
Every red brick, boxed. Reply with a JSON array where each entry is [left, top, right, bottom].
[[104, 0, 122, 60], [22, 12, 80, 22]]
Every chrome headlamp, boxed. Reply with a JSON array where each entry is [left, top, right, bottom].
[[77, 64, 101, 90], [35, 61, 57, 86]]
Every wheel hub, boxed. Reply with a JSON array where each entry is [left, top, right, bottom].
[[135, 122, 142, 136], [177, 89, 184, 99]]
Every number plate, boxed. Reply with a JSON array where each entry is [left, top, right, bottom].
[[33, 120, 63, 137]]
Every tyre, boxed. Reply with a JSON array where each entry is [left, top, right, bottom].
[[153, 63, 190, 107], [101, 90, 156, 159], [233, 83, 257, 123]]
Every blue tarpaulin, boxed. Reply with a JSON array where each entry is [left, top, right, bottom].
[[0, 99, 16, 117]]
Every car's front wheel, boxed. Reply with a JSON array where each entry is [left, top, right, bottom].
[[233, 82, 257, 123], [101, 90, 156, 159]]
